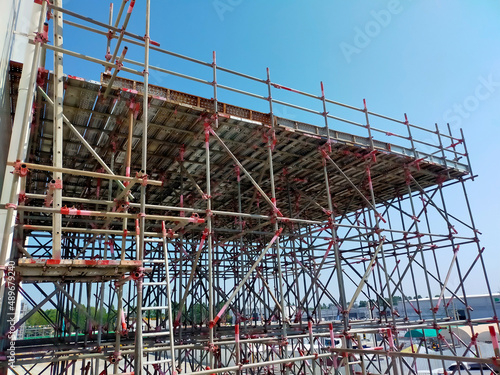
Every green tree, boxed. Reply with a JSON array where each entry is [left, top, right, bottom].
[[26, 309, 57, 326], [358, 301, 367, 308], [392, 296, 402, 305], [187, 302, 208, 324], [27, 306, 117, 331]]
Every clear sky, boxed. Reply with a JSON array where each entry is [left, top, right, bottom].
[[56, 0, 500, 295]]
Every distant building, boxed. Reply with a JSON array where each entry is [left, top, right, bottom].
[[242, 294, 500, 323], [17, 299, 28, 339], [320, 305, 370, 321], [400, 293, 500, 321]]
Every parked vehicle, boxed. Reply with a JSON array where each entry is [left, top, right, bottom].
[[435, 362, 499, 374]]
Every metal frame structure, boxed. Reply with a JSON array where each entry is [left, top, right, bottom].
[[1, 1, 499, 374]]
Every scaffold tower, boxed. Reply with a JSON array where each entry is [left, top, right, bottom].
[[1, 1, 499, 375]]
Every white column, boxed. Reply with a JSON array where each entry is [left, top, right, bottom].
[[0, 0, 43, 311], [52, 0, 64, 259]]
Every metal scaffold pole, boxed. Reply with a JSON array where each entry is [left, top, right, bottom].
[[52, 0, 64, 259], [135, 0, 150, 372], [266, 67, 289, 374]]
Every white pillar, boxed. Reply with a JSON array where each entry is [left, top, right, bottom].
[[0, 0, 43, 309]]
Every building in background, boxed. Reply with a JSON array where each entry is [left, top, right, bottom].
[[401, 293, 500, 321]]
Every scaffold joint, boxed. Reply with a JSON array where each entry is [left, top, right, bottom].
[[34, 23, 49, 44], [18, 192, 26, 204], [189, 213, 205, 224], [113, 200, 130, 212], [108, 351, 122, 363], [131, 268, 144, 280], [12, 161, 29, 177], [49, 178, 63, 190], [135, 171, 148, 186]]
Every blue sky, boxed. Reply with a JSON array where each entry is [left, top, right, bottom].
[[56, 0, 500, 295]]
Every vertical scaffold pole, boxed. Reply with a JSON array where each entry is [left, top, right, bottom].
[[207, 51, 217, 369], [135, 0, 150, 372], [161, 222, 177, 375], [266, 67, 289, 372], [366, 165, 400, 375], [459, 178, 499, 332], [363, 99, 375, 151], [320, 82, 348, 331], [52, 0, 64, 259]]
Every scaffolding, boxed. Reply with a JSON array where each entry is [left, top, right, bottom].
[[1, 1, 499, 375]]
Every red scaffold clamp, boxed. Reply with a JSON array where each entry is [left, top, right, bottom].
[[34, 22, 49, 44], [49, 179, 63, 190], [375, 212, 387, 224], [204, 343, 219, 353], [279, 339, 289, 347], [37, 68, 49, 87], [189, 213, 205, 224], [45, 179, 63, 207], [204, 120, 212, 145], [436, 174, 447, 187], [409, 158, 424, 171], [267, 129, 277, 151], [115, 59, 123, 71], [144, 34, 160, 47], [447, 139, 463, 150], [364, 150, 378, 163], [108, 351, 122, 364], [18, 191, 26, 204], [270, 198, 283, 218], [128, 98, 141, 120], [105, 45, 112, 62], [113, 200, 130, 213], [319, 141, 332, 161], [131, 267, 145, 280], [136, 171, 148, 186], [12, 161, 29, 177], [404, 167, 412, 186]]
